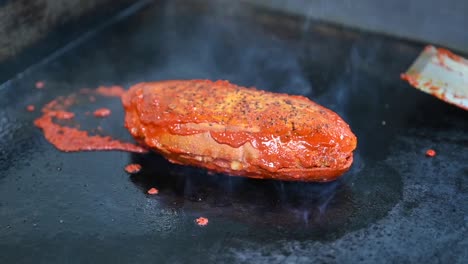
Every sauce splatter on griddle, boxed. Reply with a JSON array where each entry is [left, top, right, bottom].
[[124, 163, 142, 173], [93, 108, 111, 118], [195, 217, 209, 226], [426, 149, 436, 157], [35, 81, 45, 89], [147, 188, 159, 195], [34, 86, 146, 153], [26, 105, 35, 112]]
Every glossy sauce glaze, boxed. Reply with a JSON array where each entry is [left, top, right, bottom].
[[123, 80, 357, 181]]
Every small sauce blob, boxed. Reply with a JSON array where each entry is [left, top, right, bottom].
[[26, 105, 35, 112], [125, 163, 142, 173], [93, 108, 111, 118], [426, 149, 436, 157], [147, 188, 159, 195], [195, 217, 209, 226], [35, 81, 45, 89]]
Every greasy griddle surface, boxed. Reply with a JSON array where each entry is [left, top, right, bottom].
[[0, 1, 467, 263]]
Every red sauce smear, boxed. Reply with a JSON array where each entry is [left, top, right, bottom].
[[195, 217, 209, 226], [34, 86, 147, 153], [426, 149, 436, 157], [147, 188, 159, 195], [436, 52, 451, 70], [125, 163, 142, 173], [400, 73, 420, 87], [423, 80, 432, 87], [26, 105, 35, 112], [454, 94, 466, 99], [433, 46, 468, 71], [429, 85, 440, 91], [93, 108, 111, 118], [437, 47, 467, 65], [35, 81, 45, 89]]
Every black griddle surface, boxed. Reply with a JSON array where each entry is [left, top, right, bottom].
[[0, 1, 467, 263]]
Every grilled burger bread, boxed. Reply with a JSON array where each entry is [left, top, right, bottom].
[[122, 80, 357, 182]]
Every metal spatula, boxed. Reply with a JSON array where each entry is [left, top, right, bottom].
[[401, 46, 468, 111]]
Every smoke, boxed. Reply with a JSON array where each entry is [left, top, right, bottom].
[[127, 0, 312, 95]]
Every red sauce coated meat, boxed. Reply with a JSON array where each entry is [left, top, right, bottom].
[[122, 80, 357, 182]]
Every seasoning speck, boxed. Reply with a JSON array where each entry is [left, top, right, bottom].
[[147, 188, 159, 195], [195, 217, 209, 226], [35, 81, 45, 89], [125, 164, 141, 174], [426, 149, 436, 157]]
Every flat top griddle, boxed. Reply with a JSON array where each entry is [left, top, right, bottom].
[[0, 1, 467, 263]]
